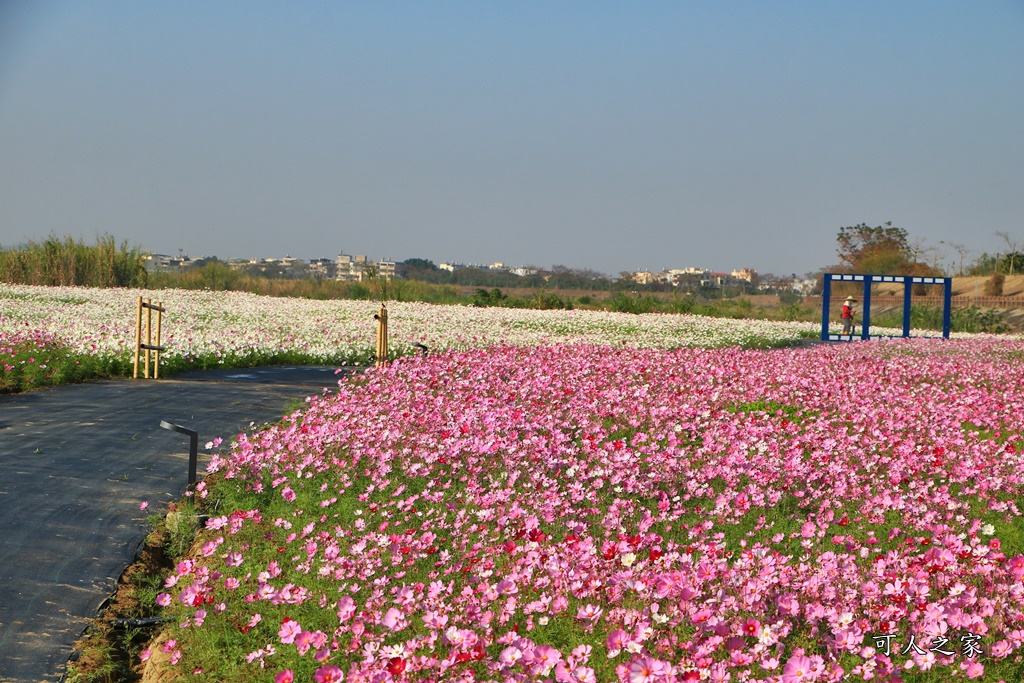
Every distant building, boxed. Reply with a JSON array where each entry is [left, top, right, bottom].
[[144, 254, 173, 271], [376, 259, 397, 279], [632, 271, 656, 285], [308, 258, 336, 279], [731, 268, 757, 283], [336, 252, 368, 281], [510, 266, 538, 277]]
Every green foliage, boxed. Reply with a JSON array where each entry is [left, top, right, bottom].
[[999, 251, 1024, 275], [966, 252, 999, 276], [472, 287, 508, 307], [0, 338, 131, 394], [869, 305, 1010, 334], [401, 258, 438, 271], [837, 222, 910, 269], [530, 290, 573, 310], [163, 501, 202, 560], [953, 306, 1011, 333], [0, 234, 148, 287], [609, 293, 660, 313]]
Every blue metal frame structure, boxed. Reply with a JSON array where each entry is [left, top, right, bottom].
[[820, 273, 952, 342]]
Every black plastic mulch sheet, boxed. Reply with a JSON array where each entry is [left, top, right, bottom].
[[0, 367, 344, 682]]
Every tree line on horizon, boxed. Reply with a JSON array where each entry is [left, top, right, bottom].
[[1, 227, 1021, 294]]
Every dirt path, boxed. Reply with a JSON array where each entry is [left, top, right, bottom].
[[0, 367, 347, 683]]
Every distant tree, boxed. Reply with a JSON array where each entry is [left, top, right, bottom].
[[999, 252, 1024, 275], [198, 260, 238, 290], [940, 241, 972, 276], [836, 222, 910, 272], [966, 252, 999, 276], [835, 222, 943, 277], [402, 258, 437, 271], [995, 232, 1021, 275]]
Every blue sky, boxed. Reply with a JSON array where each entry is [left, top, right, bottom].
[[1, 1, 1021, 276]]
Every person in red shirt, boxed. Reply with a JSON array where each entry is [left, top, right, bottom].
[[841, 296, 857, 334]]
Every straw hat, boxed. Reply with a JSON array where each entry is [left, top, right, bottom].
[[844, 296, 856, 303]]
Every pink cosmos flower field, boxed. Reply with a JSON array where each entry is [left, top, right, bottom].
[[147, 338, 1023, 682]]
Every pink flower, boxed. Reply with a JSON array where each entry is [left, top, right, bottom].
[[336, 596, 356, 622], [382, 607, 404, 631], [961, 660, 984, 679], [313, 665, 344, 683], [278, 617, 302, 644], [782, 654, 813, 683], [275, 671, 294, 683], [606, 629, 627, 656], [295, 630, 314, 655], [499, 646, 523, 666], [626, 656, 656, 683], [282, 486, 296, 502]]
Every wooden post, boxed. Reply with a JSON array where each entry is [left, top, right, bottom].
[[144, 298, 152, 378], [134, 298, 167, 379], [375, 304, 388, 367], [133, 296, 143, 378], [154, 301, 162, 379]]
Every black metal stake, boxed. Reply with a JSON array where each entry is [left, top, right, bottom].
[[160, 420, 199, 489]]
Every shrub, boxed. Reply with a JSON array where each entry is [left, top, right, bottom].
[[985, 273, 1005, 297]]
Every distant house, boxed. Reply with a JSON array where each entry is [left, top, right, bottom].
[[632, 271, 656, 285], [731, 268, 758, 283], [144, 254, 173, 271]]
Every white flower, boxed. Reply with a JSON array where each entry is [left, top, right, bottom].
[[981, 523, 996, 536], [621, 552, 637, 567]]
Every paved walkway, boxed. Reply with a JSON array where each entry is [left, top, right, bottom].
[[0, 367, 348, 683]]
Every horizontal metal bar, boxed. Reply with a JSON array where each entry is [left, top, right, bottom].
[[160, 420, 197, 438], [141, 303, 166, 312], [139, 344, 166, 351]]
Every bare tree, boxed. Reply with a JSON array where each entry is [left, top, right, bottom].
[[940, 241, 972, 276], [995, 231, 1021, 275], [907, 236, 939, 267]]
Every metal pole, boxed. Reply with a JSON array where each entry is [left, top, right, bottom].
[[942, 277, 953, 339], [902, 277, 913, 338], [860, 277, 871, 340], [820, 274, 832, 341], [160, 421, 199, 489]]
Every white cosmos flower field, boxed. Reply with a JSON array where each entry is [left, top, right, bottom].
[[0, 284, 826, 368]]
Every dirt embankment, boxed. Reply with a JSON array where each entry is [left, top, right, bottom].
[[870, 275, 1024, 298]]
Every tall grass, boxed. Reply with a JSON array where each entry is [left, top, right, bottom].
[[0, 234, 148, 287]]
